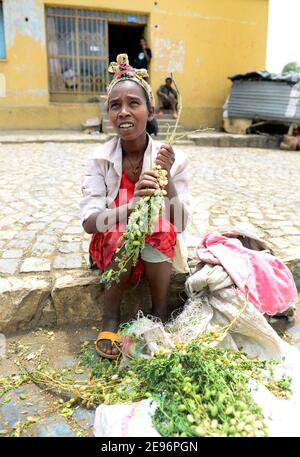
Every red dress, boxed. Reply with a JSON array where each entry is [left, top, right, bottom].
[[89, 170, 177, 283]]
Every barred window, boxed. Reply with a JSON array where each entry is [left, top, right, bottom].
[[45, 7, 147, 96]]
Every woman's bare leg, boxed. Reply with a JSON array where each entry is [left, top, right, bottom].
[[143, 260, 172, 322], [97, 260, 132, 356]]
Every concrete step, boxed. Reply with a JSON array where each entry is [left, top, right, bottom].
[[103, 126, 186, 136], [102, 120, 185, 135], [105, 133, 193, 144], [155, 125, 185, 132], [188, 132, 282, 149], [102, 119, 178, 126], [102, 118, 178, 126], [0, 131, 108, 144]]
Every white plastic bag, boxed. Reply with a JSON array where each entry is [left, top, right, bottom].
[[93, 399, 160, 437]]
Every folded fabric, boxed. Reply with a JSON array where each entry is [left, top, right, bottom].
[[185, 264, 234, 296], [197, 233, 298, 315]]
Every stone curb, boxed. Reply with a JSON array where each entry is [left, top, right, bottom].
[[0, 132, 284, 148], [1, 257, 298, 335], [189, 133, 283, 149], [0, 136, 107, 144], [0, 269, 188, 334]]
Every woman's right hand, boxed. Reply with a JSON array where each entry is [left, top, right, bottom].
[[134, 170, 159, 198], [128, 170, 159, 211]]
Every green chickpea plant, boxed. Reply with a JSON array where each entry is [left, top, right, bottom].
[[18, 336, 292, 438]]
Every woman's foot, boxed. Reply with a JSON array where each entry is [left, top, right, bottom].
[[96, 316, 120, 357], [172, 111, 177, 119], [159, 109, 164, 116], [152, 305, 170, 324]]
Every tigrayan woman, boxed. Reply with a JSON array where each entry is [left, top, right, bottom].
[[80, 54, 192, 359]]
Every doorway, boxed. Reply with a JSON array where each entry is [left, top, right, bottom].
[[108, 24, 145, 67]]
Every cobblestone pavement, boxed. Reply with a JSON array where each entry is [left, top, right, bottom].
[[0, 142, 90, 276], [0, 142, 300, 277], [1, 141, 300, 437], [187, 146, 300, 260]]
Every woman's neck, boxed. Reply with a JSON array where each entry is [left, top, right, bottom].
[[121, 133, 148, 157]]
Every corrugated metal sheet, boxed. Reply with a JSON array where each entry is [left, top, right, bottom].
[[228, 80, 300, 122]]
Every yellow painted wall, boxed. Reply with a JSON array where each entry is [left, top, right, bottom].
[[0, 0, 269, 129]]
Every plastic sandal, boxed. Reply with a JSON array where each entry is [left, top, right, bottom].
[[95, 331, 121, 359]]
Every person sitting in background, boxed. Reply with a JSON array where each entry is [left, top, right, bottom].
[[157, 77, 178, 119], [134, 38, 152, 70], [62, 67, 77, 89]]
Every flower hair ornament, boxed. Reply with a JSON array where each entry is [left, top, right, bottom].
[[107, 53, 153, 106]]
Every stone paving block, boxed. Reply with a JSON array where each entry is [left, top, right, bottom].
[[14, 387, 26, 395], [44, 228, 57, 235], [32, 212, 54, 222], [49, 222, 67, 230], [0, 231, 17, 240], [72, 408, 95, 431], [54, 355, 77, 369], [0, 400, 22, 427], [0, 388, 47, 430], [16, 231, 36, 240], [58, 215, 73, 223], [27, 223, 47, 230], [0, 259, 19, 275], [31, 242, 56, 256], [294, 261, 300, 289], [58, 243, 81, 254], [0, 276, 51, 333], [0, 216, 20, 227], [61, 234, 81, 242], [20, 258, 51, 273], [0, 419, 7, 432], [270, 238, 290, 250], [2, 250, 23, 259], [7, 239, 31, 249], [282, 227, 300, 236], [265, 229, 284, 237], [64, 226, 84, 235], [267, 214, 287, 221], [53, 255, 82, 269], [32, 416, 76, 437], [287, 236, 300, 244], [36, 235, 57, 243]]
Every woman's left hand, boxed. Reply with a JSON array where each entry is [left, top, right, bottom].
[[155, 144, 175, 177]]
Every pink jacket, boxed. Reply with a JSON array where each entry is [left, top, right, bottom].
[[197, 234, 298, 315]]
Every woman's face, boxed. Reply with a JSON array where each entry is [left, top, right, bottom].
[[108, 80, 152, 141]]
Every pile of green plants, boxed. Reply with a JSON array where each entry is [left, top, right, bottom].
[[23, 336, 292, 438]]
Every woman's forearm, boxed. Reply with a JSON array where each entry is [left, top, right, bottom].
[[83, 180, 187, 235], [83, 204, 134, 234]]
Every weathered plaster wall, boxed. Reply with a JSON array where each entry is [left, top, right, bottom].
[[0, 0, 269, 129], [0, 0, 48, 106]]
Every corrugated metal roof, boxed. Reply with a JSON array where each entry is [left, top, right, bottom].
[[228, 80, 300, 122], [229, 71, 300, 84]]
